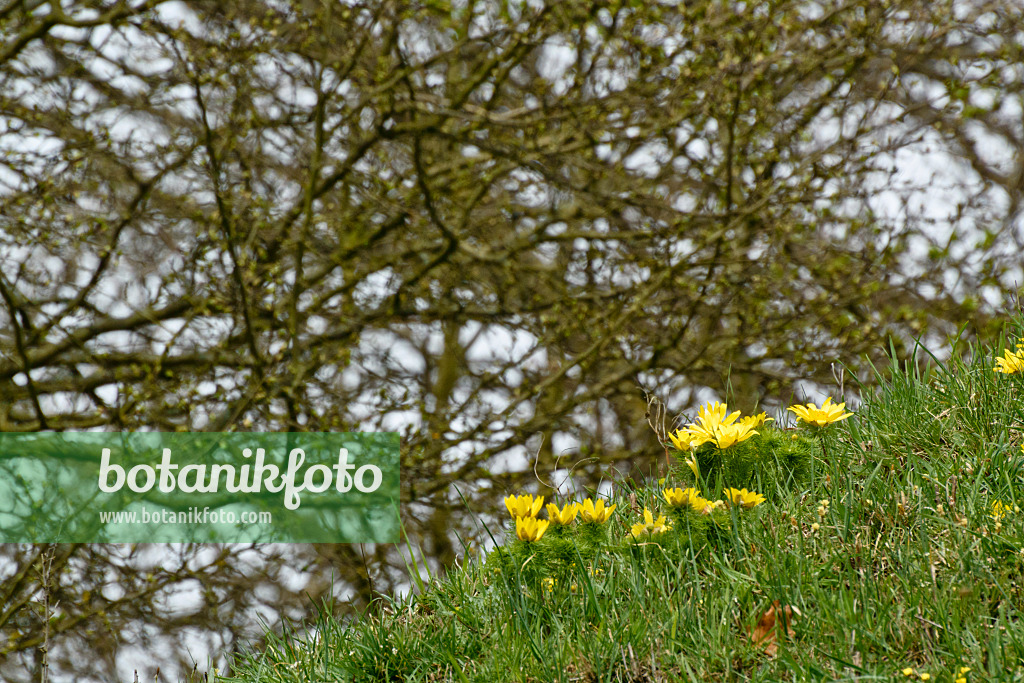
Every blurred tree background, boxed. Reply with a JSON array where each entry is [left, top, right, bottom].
[[1, 0, 1022, 679]]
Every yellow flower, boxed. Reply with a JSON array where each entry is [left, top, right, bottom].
[[630, 508, 672, 538], [993, 348, 1024, 374], [505, 494, 543, 518], [919, 674, 930, 681], [991, 500, 1009, 521], [542, 577, 555, 591], [642, 520, 671, 536], [579, 498, 616, 523], [684, 454, 700, 478], [740, 411, 773, 428], [707, 422, 758, 448], [682, 401, 758, 449], [689, 494, 714, 514], [685, 402, 738, 440], [787, 397, 853, 427], [902, 668, 915, 677], [515, 515, 550, 541], [668, 428, 698, 452], [664, 487, 700, 507], [723, 487, 766, 509], [701, 400, 735, 424], [546, 501, 580, 525], [667, 429, 702, 476]]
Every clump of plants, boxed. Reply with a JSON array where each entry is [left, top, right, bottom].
[[488, 397, 852, 597]]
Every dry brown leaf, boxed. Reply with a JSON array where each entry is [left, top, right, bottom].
[[749, 601, 799, 657]]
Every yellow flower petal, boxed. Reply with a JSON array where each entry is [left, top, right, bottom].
[[787, 397, 853, 427]]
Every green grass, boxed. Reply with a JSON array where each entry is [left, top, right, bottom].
[[221, 321, 1024, 683]]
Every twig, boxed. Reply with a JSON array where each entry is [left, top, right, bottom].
[[643, 389, 671, 473], [39, 545, 58, 683]]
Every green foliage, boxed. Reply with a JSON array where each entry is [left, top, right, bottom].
[[673, 426, 816, 497], [752, 429, 816, 488]]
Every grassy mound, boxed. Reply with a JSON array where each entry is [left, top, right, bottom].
[[223, 323, 1024, 683]]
